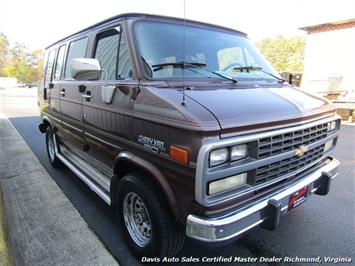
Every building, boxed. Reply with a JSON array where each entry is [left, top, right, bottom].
[[300, 18, 355, 101]]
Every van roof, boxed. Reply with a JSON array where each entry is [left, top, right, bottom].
[[46, 13, 247, 49]]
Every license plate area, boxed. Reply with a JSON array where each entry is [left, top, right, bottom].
[[288, 186, 308, 210]]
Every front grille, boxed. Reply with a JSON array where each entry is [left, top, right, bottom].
[[258, 122, 328, 159], [252, 144, 325, 185]]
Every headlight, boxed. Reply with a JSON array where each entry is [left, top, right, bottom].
[[209, 148, 228, 167], [328, 121, 336, 132], [231, 144, 248, 161], [209, 173, 247, 195]]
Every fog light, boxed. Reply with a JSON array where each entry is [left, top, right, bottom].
[[209, 173, 247, 195]]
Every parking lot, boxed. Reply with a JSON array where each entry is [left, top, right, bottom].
[[1, 86, 354, 265]]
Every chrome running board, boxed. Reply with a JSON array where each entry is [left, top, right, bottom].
[[56, 144, 111, 205]]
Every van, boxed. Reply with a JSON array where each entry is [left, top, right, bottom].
[[38, 13, 340, 257]]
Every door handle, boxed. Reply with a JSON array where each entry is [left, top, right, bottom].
[[81, 94, 92, 99], [81, 91, 92, 102], [59, 89, 66, 96]]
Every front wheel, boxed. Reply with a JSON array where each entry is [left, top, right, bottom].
[[117, 173, 185, 257]]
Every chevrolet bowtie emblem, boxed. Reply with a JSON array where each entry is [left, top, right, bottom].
[[295, 145, 308, 157]]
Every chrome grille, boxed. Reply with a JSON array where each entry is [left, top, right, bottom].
[[253, 144, 325, 185], [258, 123, 328, 159]]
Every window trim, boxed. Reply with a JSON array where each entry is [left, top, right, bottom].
[[44, 49, 56, 87], [92, 24, 133, 81], [53, 44, 67, 81]]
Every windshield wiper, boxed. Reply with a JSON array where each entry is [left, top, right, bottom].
[[211, 71, 237, 83], [152, 62, 207, 71], [152, 61, 237, 83], [232, 66, 285, 83]]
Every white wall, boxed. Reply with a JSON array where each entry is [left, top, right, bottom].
[[301, 27, 355, 100]]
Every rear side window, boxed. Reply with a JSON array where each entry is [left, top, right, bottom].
[[54, 45, 66, 80], [64, 37, 88, 79], [44, 49, 55, 88], [94, 30, 119, 80]]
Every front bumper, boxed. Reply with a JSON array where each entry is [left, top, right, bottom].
[[186, 157, 339, 242]]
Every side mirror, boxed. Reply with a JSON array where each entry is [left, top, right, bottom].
[[70, 58, 101, 80]]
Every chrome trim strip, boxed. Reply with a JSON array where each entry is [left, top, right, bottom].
[[62, 120, 83, 133], [56, 152, 111, 205], [187, 157, 339, 242], [60, 146, 110, 191], [85, 131, 121, 150], [42, 112, 83, 133], [51, 115, 62, 124], [196, 115, 340, 206]]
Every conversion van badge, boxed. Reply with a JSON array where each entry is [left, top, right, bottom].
[[138, 135, 166, 153]]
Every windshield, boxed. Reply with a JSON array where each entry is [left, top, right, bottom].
[[135, 21, 281, 81]]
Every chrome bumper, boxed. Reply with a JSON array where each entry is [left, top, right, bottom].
[[186, 157, 339, 242]]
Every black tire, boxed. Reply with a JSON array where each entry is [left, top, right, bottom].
[[117, 173, 185, 258], [45, 127, 62, 168]]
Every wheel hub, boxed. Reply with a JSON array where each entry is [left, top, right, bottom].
[[123, 192, 152, 247], [48, 134, 55, 160]]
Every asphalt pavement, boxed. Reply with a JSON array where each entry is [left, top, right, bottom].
[[1, 87, 354, 265]]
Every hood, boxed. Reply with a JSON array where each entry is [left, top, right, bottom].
[[185, 86, 334, 136]]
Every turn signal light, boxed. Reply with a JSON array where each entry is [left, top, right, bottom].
[[170, 146, 189, 164]]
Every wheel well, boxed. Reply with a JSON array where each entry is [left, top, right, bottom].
[[111, 160, 163, 203], [39, 119, 51, 133], [111, 160, 177, 217]]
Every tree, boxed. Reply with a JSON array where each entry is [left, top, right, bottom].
[[0, 33, 44, 83], [256, 35, 305, 73], [0, 32, 10, 76]]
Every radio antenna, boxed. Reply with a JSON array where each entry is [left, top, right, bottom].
[[181, 0, 186, 106]]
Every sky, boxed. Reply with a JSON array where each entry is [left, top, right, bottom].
[[0, 0, 354, 50]]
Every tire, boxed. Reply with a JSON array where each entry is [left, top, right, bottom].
[[117, 173, 185, 258], [45, 127, 62, 168]]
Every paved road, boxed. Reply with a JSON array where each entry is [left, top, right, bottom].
[[1, 87, 355, 265]]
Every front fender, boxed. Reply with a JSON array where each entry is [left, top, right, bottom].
[[111, 151, 182, 221]]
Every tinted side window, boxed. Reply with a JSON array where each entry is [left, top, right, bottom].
[[64, 37, 88, 79], [118, 31, 133, 79], [54, 45, 66, 80], [44, 50, 55, 87], [94, 30, 119, 80]]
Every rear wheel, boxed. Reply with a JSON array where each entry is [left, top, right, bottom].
[[117, 173, 185, 257], [45, 127, 62, 168]]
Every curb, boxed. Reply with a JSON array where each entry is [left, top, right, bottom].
[[0, 188, 13, 266], [0, 113, 118, 266]]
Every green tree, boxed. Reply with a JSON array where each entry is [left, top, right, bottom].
[[1, 38, 44, 83], [256, 35, 305, 73]]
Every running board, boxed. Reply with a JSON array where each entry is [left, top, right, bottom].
[[56, 152, 111, 205]]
